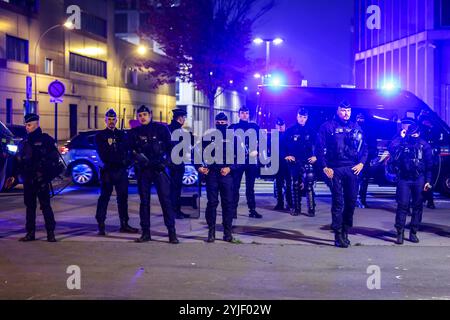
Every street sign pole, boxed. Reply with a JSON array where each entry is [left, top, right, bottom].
[[55, 102, 58, 143]]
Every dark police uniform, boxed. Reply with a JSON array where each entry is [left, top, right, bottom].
[[168, 108, 190, 219], [199, 112, 236, 242], [316, 111, 368, 248], [388, 124, 433, 244], [273, 118, 293, 211], [356, 114, 378, 208], [285, 121, 317, 216], [229, 108, 262, 219], [129, 105, 178, 244], [12, 114, 59, 242], [95, 109, 138, 235]]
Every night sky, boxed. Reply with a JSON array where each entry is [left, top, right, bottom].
[[250, 0, 355, 87]]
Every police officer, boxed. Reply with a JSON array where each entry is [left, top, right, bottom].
[[198, 113, 236, 242], [168, 108, 191, 219], [418, 115, 438, 209], [316, 101, 368, 248], [229, 106, 262, 219], [5, 114, 59, 242], [95, 109, 138, 236], [355, 113, 377, 208], [129, 105, 179, 244], [273, 118, 292, 211], [388, 123, 433, 245], [285, 108, 317, 217]]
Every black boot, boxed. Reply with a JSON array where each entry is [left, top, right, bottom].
[[120, 222, 139, 234], [135, 230, 151, 243], [334, 231, 348, 248], [207, 227, 215, 243], [98, 223, 106, 236], [274, 202, 284, 210], [342, 228, 351, 246], [409, 231, 419, 243], [47, 230, 57, 242], [426, 201, 436, 209], [168, 229, 179, 244], [306, 209, 315, 217], [249, 209, 262, 219], [290, 208, 301, 216], [395, 230, 404, 245], [19, 232, 35, 242]]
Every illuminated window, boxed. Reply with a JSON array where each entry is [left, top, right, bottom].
[[44, 58, 53, 75]]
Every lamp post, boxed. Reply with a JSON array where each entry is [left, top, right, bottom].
[[116, 44, 149, 127], [34, 21, 74, 103], [252, 37, 284, 84]]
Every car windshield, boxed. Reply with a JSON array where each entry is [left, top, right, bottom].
[[0, 122, 13, 139]]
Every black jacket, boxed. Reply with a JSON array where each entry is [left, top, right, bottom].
[[197, 129, 237, 172], [316, 117, 368, 169], [388, 136, 433, 183], [12, 127, 59, 183], [285, 124, 316, 164], [95, 128, 129, 170], [229, 120, 260, 165], [128, 122, 172, 170]]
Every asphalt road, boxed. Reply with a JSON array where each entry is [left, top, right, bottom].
[[0, 182, 449, 300]]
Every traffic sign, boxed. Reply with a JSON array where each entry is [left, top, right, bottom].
[[48, 80, 66, 99]]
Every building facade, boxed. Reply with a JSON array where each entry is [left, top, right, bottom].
[[0, 0, 175, 141], [354, 0, 450, 124]]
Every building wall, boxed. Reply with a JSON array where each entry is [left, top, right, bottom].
[[176, 81, 245, 132], [0, 0, 175, 141], [354, 0, 450, 124]]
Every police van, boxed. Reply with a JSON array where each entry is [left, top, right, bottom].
[[256, 86, 450, 196]]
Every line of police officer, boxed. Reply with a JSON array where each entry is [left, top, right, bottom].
[[6, 101, 434, 247]]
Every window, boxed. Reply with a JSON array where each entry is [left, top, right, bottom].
[[87, 105, 91, 129], [70, 53, 107, 78], [23, 100, 37, 115], [6, 35, 28, 63], [125, 68, 138, 85], [81, 12, 107, 38], [44, 58, 53, 75], [442, 0, 450, 27], [94, 106, 98, 129], [1, 0, 39, 13], [6, 99, 12, 125], [115, 13, 128, 33], [175, 80, 180, 101], [140, 13, 150, 27]]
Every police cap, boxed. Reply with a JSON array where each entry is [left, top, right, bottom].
[[215, 112, 228, 121], [276, 117, 285, 126], [105, 109, 117, 118], [24, 113, 39, 123], [137, 105, 151, 114]]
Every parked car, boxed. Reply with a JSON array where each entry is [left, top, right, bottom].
[[62, 130, 198, 186], [256, 86, 450, 196], [0, 121, 18, 191]]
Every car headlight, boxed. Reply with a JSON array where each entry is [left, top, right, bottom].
[[6, 144, 18, 154]]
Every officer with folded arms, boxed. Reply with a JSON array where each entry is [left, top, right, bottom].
[[95, 109, 138, 236], [129, 105, 179, 244]]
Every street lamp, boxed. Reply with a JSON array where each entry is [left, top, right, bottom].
[[252, 37, 284, 84], [34, 21, 74, 103]]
